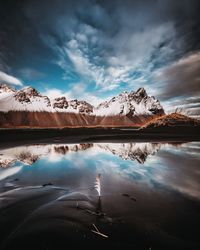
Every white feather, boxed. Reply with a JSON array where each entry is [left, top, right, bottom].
[[94, 174, 101, 196]]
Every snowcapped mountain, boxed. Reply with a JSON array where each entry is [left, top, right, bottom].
[[0, 84, 93, 114], [0, 84, 164, 115], [0, 84, 164, 127], [94, 88, 164, 116], [0, 84, 15, 94]]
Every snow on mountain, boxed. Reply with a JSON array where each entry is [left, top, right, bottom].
[[68, 100, 93, 114], [94, 88, 164, 116], [0, 84, 15, 98], [0, 84, 164, 116], [0, 84, 93, 114], [52, 97, 94, 114], [0, 85, 52, 112]]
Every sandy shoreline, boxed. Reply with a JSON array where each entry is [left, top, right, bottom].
[[0, 127, 200, 150], [0, 140, 200, 250], [0, 184, 199, 250]]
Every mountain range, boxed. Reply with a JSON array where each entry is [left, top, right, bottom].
[[0, 84, 164, 127]]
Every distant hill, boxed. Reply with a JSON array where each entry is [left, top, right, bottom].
[[142, 113, 200, 129]]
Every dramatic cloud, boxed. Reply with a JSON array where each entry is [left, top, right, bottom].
[[36, 6, 177, 92], [154, 52, 200, 116], [0, 0, 199, 113], [156, 52, 200, 100], [0, 71, 23, 86]]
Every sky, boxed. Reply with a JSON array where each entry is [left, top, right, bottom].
[[0, 0, 200, 116]]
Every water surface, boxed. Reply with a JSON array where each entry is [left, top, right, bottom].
[[0, 141, 199, 250]]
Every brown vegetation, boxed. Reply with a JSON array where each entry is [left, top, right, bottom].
[[142, 113, 200, 128]]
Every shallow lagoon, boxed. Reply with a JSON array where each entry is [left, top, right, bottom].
[[0, 141, 199, 249]]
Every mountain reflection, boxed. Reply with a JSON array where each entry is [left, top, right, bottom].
[[0, 142, 162, 168], [0, 141, 199, 250]]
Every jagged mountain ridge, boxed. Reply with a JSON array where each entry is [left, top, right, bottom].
[[95, 88, 164, 116], [0, 84, 164, 116], [0, 83, 164, 127], [0, 84, 94, 114]]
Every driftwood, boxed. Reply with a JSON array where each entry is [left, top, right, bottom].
[[91, 224, 108, 238]]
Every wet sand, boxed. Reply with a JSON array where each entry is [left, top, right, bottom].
[[1, 184, 199, 250], [0, 138, 200, 250]]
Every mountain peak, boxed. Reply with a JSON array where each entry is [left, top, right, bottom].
[[95, 88, 164, 116], [0, 83, 165, 118], [53, 97, 68, 109], [135, 87, 147, 97], [22, 86, 41, 97], [0, 83, 16, 93]]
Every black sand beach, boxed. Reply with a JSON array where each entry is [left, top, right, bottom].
[[0, 126, 200, 147], [0, 138, 200, 250]]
